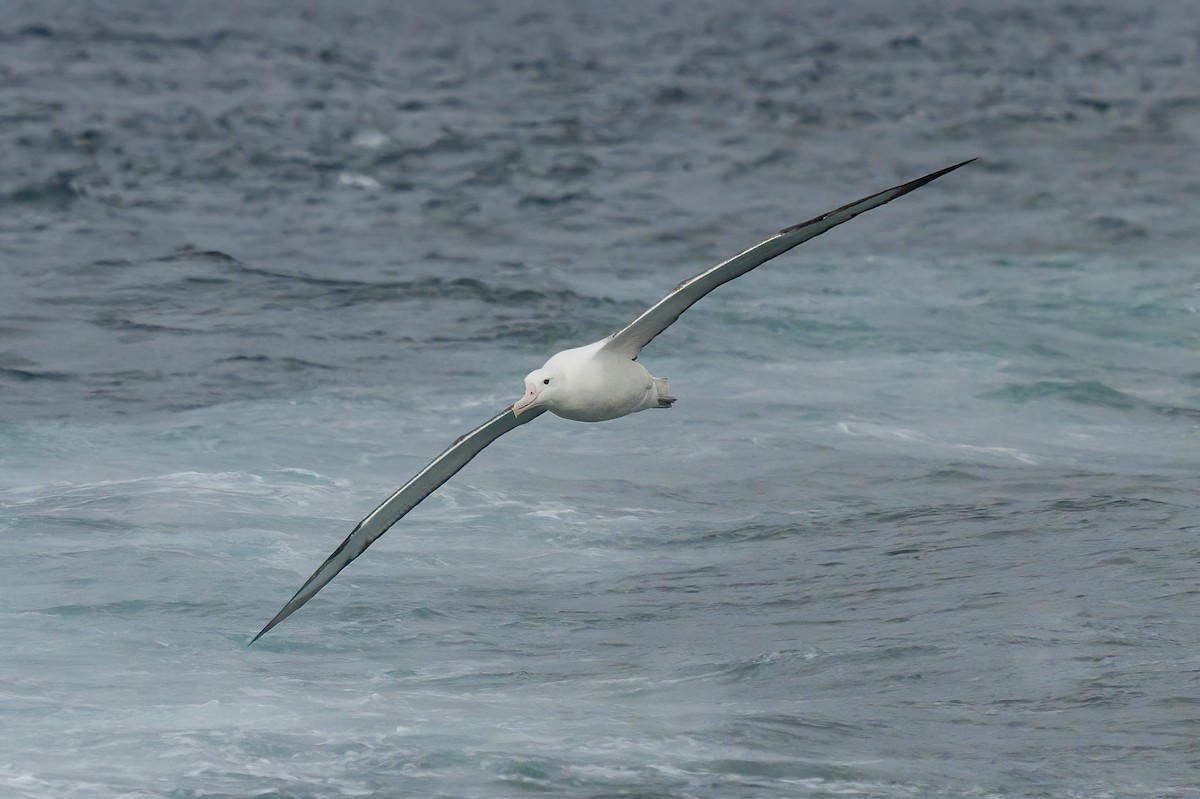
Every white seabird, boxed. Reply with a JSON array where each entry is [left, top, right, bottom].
[[252, 159, 974, 642]]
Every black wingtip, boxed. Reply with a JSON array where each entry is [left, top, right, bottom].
[[248, 576, 322, 645], [247, 583, 319, 646], [920, 157, 976, 182], [248, 615, 280, 646], [889, 156, 976, 199], [778, 157, 976, 235], [878, 156, 976, 198]]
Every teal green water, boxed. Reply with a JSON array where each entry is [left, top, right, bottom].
[[4, 252, 1197, 798], [3, 1, 1200, 797]]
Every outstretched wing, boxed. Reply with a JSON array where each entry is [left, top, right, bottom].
[[251, 404, 545, 642], [602, 159, 974, 359]]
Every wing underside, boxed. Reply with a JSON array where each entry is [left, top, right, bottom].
[[602, 159, 974, 359], [251, 405, 544, 642]]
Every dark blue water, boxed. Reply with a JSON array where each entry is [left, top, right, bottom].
[[3, 2, 1199, 797]]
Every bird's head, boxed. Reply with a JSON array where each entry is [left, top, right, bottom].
[[513, 367, 562, 415]]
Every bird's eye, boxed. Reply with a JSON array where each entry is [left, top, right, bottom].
[[543, 378, 550, 385]]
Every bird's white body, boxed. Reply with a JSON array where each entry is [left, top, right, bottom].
[[251, 159, 974, 642], [523, 338, 671, 422]]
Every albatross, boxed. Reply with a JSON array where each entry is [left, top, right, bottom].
[[252, 158, 974, 642]]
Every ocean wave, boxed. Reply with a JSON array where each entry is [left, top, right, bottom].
[[985, 379, 1200, 417]]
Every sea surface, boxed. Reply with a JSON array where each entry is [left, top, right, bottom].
[[2, 1, 1199, 797]]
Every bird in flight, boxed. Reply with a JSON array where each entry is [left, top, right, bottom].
[[252, 158, 974, 642]]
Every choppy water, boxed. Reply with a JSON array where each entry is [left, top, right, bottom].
[[3, 1, 1199, 797]]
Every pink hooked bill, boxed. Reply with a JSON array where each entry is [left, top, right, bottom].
[[512, 383, 538, 414]]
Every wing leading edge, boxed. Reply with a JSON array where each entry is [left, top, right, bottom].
[[602, 159, 975, 359], [251, 405, 545, 643]]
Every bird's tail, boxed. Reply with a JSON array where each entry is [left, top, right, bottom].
[[654, 377, 676, 408]]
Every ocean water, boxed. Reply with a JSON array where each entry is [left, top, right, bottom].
[[3, 1, 1199, 797]]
